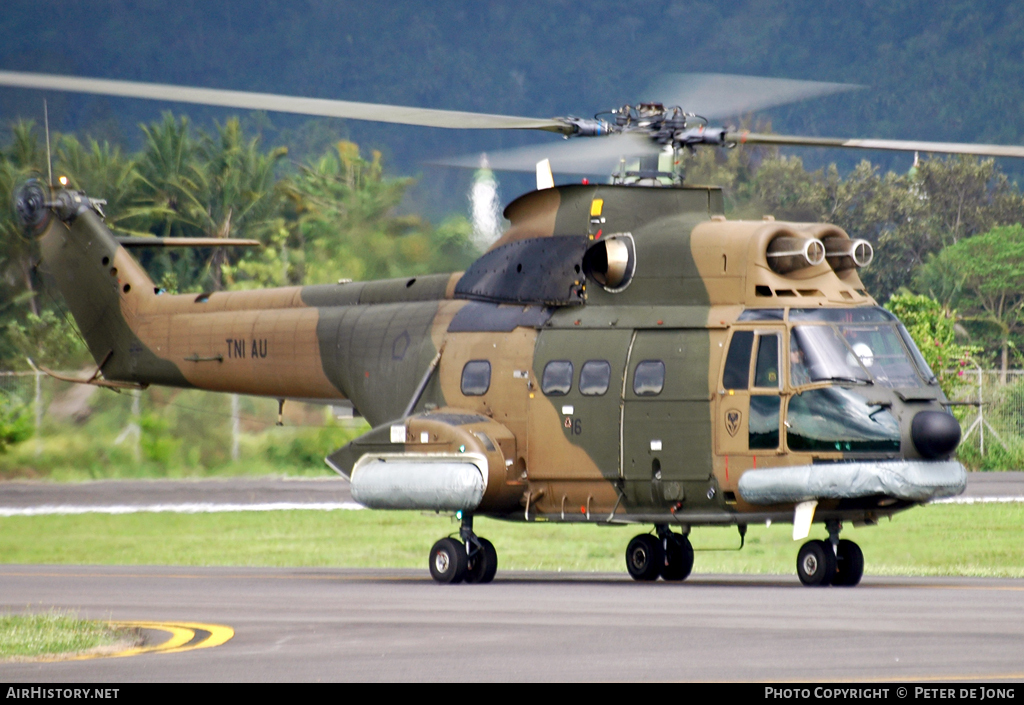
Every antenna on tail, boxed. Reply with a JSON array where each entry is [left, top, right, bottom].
[[43, 99, 52, 187]]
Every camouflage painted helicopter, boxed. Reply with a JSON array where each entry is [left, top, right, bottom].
[[6, 71, 1021, 587]]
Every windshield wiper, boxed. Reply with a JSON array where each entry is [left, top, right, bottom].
[[822, 376, 873, 386]]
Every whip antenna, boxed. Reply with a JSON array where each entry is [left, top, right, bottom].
[[44, 99, 52, 187]]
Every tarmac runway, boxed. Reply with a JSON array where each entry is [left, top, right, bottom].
[[0, 473, 1020, 682], [0, 567, 1022, 682]]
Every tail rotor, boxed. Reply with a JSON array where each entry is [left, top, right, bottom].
[[12, 178, 51, 236]]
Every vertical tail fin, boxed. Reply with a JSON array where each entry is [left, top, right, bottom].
[[35, 195, 188, 386]]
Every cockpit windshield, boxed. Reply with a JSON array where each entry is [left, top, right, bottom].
[[791, 317, 935, 388]]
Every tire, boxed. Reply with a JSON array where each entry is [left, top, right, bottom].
[[429, 537, 467, 584], [661, 534, 694, 582], [796, 539, 837, 587], [833, 539, 864, 587], [625, 534, 663, 581], [464, 537, 498, 584]]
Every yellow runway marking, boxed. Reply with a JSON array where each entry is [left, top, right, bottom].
[[37, 621, 234, 662], [157, 622, 235, 653]]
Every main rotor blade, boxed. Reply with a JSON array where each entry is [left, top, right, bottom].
[[435, 133, 662, 174], [649, 73, 863, 119], [727, 131, 1024, 158], [0, 70, 571, 133]]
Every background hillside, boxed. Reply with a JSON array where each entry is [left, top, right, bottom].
[[3, 0, 1024, 215]]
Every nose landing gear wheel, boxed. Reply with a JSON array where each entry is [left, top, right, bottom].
[[430, 537, 467, 584], [832, 539, 864, 587], [626, 534, 663, 581], [464, 537, 498, 584], [797, 539, 836, 586], [661, 533, 694, 581]]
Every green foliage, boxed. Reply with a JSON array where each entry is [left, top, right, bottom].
[[0, 391, 32, 453], [884, 293, 979, 395], [1, 311, 90, 371], [138, 412, 179, 464], [262, 423, 359, 468], [0, 376, 370, 479], [914, 224, 1024, 373], [283, 141, 478, 286]]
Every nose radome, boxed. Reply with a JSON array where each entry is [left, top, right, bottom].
[[911, 411, 962, 459]]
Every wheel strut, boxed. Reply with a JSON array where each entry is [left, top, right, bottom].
[[458, 512, 498, 585]]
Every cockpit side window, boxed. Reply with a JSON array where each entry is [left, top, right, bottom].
[[722, 330, 754, 390], [790, 330, 812, 387], [754, 334, 780, 389]]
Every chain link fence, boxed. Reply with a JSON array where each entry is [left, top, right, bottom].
[[0, 370, 365, 476], [943, 369, 1024, 462]]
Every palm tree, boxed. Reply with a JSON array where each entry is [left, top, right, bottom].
[[0, 121, 45, 315]]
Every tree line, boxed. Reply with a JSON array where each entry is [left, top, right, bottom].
[[0, 115, 479, 371]]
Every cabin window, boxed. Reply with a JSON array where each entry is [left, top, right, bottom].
[[633, 360, 665, 396], [461, 360, 491, 396], [753, 334, 780, 389], [722, 330, 754, 390], [542, 360, 574, 396], [579, 360, 611, 396]]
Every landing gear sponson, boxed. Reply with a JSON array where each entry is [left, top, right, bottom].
[[796, 520, 864, 587], [429, 513, 498, 584]]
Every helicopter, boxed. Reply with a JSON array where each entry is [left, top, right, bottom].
[[4, 70, 1019, 587]]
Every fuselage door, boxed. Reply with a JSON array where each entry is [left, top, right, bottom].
[[621, 329, 712, 490], [716, 327, 784, 456]]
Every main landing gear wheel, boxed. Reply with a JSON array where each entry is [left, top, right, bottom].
[[626, 534, 663, 581], [429, 512, 498, 585], [833, 539, 864, 587], [660, 533, 694, 581], [429, 537, 467, 584], [464, 537, 498, 584], [797, 539, 836, 587]]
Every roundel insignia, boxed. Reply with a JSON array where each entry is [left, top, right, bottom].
[[726, 409, 742, 437]]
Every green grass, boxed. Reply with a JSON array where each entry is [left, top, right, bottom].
[[0, 610, 137, 659], [0, 503, 1021, 578]]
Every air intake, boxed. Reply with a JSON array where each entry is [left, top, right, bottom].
[[823, 236, 873, 271], [583, 234, 635, 291], [766, 236, 825, 274]]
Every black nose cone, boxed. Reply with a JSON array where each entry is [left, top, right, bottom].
[[911, 411, 962, 459]]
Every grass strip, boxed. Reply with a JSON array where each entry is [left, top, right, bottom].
[[0, 610, 137, 660], [0, 503, 1021, 577]]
